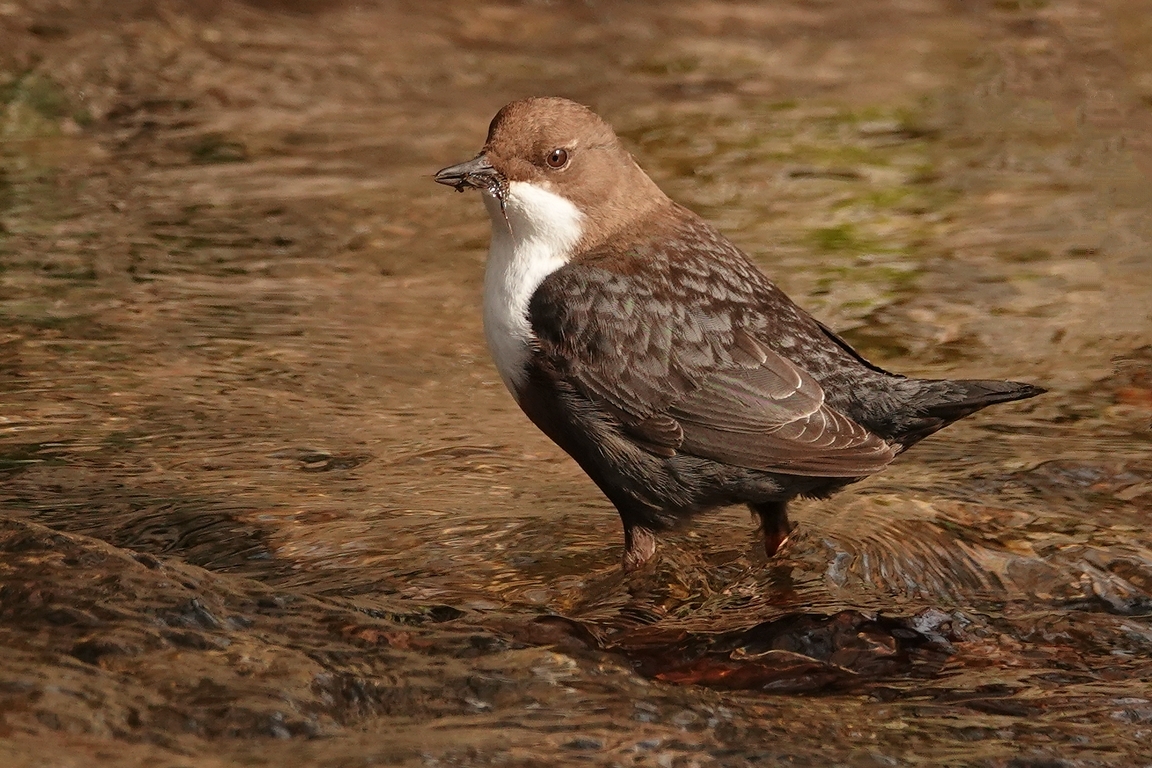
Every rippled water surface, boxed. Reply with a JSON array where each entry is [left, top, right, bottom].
[[2, 1, 1152, 765]]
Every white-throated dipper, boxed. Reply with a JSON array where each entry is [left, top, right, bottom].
[[435, 97, 1044, 571]]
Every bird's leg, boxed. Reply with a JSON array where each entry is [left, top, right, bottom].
[[621, 523, 658, 572], [750, 500, 792, 558]]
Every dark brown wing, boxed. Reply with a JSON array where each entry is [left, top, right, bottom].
[[668, 354, 894, 475], [528, 251, 896, 477]]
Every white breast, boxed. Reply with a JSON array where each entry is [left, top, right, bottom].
[[481, 181, 585, 398]]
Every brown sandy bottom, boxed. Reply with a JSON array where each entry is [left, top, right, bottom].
[[1, 0, 1151, 765]]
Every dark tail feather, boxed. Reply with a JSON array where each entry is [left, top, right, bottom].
[[893, 378, 1045, 448], [918, 379, 1046, 418]]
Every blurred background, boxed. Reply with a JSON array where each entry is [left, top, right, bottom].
[[2, 1, 1151, 766]]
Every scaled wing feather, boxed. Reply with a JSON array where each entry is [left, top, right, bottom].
[[528, 246, 897, 477]]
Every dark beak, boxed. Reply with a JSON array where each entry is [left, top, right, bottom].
[[434, 154, 499, 193]]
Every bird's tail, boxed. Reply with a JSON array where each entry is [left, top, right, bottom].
[[892, 378, 1045, 449]]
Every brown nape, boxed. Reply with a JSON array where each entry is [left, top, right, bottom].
[[481, 97, 671, 252]]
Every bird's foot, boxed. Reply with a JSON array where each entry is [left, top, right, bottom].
[[622, 526, 658, 572], [763, 529, 791, 558], [750, 500, 793, 559]]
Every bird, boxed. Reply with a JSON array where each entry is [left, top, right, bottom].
[[434, 96, 1044, 572]]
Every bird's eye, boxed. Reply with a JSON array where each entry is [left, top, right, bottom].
[[546, 148, 570, 168]]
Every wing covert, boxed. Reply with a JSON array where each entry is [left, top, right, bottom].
[[527, 250, 896, 477]]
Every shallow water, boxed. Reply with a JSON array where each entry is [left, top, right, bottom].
[[2, 1, 1152, 765]]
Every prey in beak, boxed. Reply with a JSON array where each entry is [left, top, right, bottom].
[[434, 154, 510, 225]]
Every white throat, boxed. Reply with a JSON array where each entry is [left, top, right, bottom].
[[481, 181, 584, 397]]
